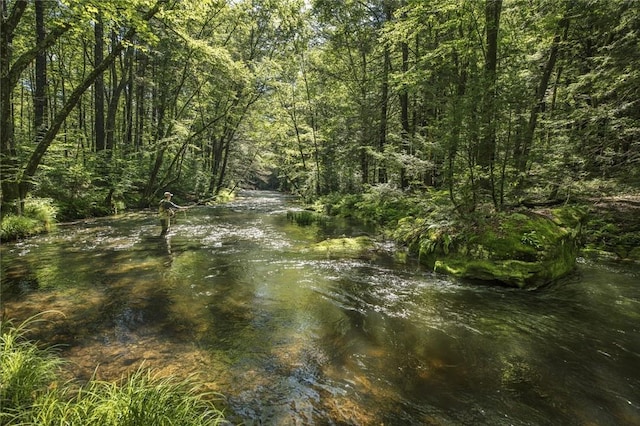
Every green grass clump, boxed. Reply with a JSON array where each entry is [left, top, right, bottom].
[[0, 198, 57, 241], [19, 369, 228, 426], [1, 315, 62, 416], [0, 315, 228, 426], [287, 210, 326, 226]]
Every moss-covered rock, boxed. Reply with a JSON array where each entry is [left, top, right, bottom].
[[309, 236, 376, 257], [417, 206, 585, 289]]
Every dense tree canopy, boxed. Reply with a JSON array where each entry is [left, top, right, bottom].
[[1, 0, 638, 219]]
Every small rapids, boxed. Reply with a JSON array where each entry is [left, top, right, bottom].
[[1, 190, 639, 425]]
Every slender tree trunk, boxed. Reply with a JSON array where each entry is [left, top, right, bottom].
[[515, 17, 569, 174], [448, 37, 468, 211], [477, 0, 502, 206], [301, 55, 322, 195], [378, 43, 390, 184], [0, 0, 28, 213], [106, 32, 128, 153], [34, 0, 47, 144], [94, 14, 105, 152], [399, 37, 410, 189], [134, 51, 148, 153], [124, 46, 134, 150]]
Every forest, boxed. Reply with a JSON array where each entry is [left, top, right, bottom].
[[1, 0, 637, 216], [2, 1, 640, 423]]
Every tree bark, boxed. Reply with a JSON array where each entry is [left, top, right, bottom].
[[34, 0, 47, 143], [106, 32, 128, 153], [476, 0, 502, 206], [399, 37, 409, 189], [1, 0, 71, 213], [378, 43, 390, 184], [94, 14, 105, 151], [515, 17, 569, 174], [477, 0, 502, 169]]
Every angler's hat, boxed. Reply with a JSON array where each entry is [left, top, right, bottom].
[[164, 191, 173, 197]]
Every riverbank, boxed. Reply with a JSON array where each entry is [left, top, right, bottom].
[[581, 195, 640, 261], [316, 188, 640, 287]]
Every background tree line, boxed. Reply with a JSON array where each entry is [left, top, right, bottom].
[[1, 0, 638, 220]]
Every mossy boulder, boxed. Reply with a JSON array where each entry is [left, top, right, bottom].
[[416, 206, 585, 289], [309, 236, 376, 258]]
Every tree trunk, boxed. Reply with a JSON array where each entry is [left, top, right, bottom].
[[399, 37, 410, 189], [134, 51, 148, 153], [34, 0, 47, 144], [515, 17, 569, 174], [378, 43, 390, 184], [94, 14, 105, 152], [106, 32, 128, 153], [476, 0, 502, 206]]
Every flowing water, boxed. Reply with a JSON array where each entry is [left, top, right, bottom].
[[1, 191, 639, 425]]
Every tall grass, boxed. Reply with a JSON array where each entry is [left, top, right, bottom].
[[0, 198, 57, 241], [0, 314, 62, 418], [0, 315, 229, 425]]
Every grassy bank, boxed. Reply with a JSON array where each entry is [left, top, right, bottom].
[[0, 314, 228, 425], [0, 198, 57, 242]]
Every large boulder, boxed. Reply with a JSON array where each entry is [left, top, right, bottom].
[[415, 207, 585, 289]]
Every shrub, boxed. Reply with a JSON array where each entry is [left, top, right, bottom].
[[0, 215, 41, 240], [23, 198, 57, 230], [0, 198, 57, 241]]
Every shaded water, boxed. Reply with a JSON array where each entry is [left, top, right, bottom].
[[1, 191, 639, 425]]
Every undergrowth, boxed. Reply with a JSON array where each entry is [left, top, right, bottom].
[[0, 198, 57, 241]]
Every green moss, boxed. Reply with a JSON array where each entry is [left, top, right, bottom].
[[321, 191, 585, 288], [434, 259, 540, 289], [309, 236, 375, 257], [421, 210, 580, 288]]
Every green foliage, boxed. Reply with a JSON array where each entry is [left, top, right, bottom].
[[287, 210, 326, 226], [2, 0, 639, 232], [214, 189, 236, 203], [582, 203, 640, 259], [0, 215, 41, 241], [346, 184, 429, 226], [0, 316, 227, 426], [0, 314, 63, 417], [0, 198, 58, 241]]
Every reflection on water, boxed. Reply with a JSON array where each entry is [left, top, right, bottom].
[[1, 191, 639, 425]]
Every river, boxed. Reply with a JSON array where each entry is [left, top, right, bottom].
[[1, 191, 639, 425]]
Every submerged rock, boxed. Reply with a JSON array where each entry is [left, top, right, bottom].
[[309, 236, 376, 257], [416, 206, 585, 289]]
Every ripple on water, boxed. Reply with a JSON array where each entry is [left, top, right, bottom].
[[2, 192, 640, 425]]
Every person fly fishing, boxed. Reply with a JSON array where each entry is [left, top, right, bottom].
[[159, 191, 185, 236]]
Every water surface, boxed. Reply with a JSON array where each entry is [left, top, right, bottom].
[[1, 191, 639, 425]]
